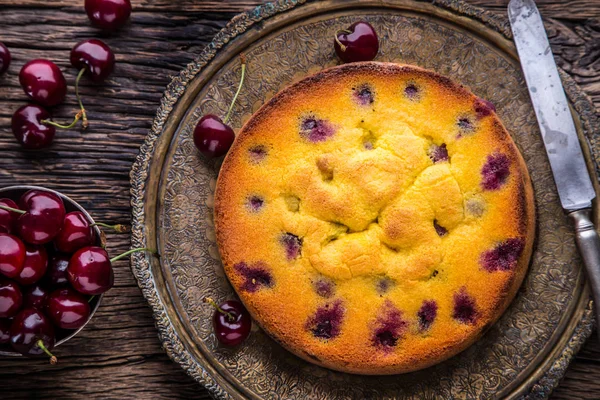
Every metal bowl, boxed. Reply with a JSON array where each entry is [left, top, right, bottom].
[[0, 185, 103, 357]]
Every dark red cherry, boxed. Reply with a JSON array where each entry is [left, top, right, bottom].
[[85, 0, 132, 32], [15, 245, 48, 286], [193, 115, 236, 159], [54, 211, 95, 254], [18, 190, 44, 209], [0, 279, 23, 318], [11, 104, 56, 149], [70, 39, 115, 82], [46, 288, 90, 330], [0, 233, 26, 279], [45, 255, 70, 286], [67, 246, 114, 295], [334, 21, 379, 63], [19, 60, 67, 107], [23, 284, 49, 309], [9, 307, 56, 362], [205, 298, 251, 346], [0, 199, 20, 234], [0, 319, 10, 344], [0, 42, 10, 76], [16, 190, 66, 245]]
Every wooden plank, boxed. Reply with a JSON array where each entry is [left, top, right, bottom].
[[0, 0, 598, 398]]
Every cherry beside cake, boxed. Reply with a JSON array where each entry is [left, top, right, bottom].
[[214, 62, 535, 375]]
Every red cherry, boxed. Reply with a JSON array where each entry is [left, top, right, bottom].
[[0, 233, 26, 279], [85, 0, 132, 32], [18, 190, 44, 209], [15, 245, 48, 286], [0, 319, 10, 344], [15, 190, 66, 245], [205, 298, 251, 346], [0, 42, 10, 76], [23, 284, 49, 309], [193, 115, 236, 158], [70, 39, 115, 82], [45, 255, 70, 286], [46, 288, 91, 330], [0, 199, 20, 234], [0, 279, 23, 318], [19, 60, 67, 107], [334, 21, 379, 63], [67, 246, 113, 295], [9, 308, 56, 363], [11, 104, 56, 149], [54, 211, 95, 254]]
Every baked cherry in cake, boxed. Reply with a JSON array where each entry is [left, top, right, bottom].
[[214, 62, 534, 374]]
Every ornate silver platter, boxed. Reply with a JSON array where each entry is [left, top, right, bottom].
[[130, 0, 600, 398]]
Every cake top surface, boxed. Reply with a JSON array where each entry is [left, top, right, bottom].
[[214, 62, 534, 374]]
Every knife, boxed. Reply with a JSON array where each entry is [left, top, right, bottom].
[[508, 0, 600, 338]]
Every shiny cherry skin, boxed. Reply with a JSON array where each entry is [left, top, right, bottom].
[[9, 307, 55, 358], [193, 115, 235, 158], [85, 0, 132, 31], [54, 212, 95, 254], [0, 234, 26, 279], [67, 246, 114, 295], [16, 190, 66, 245], [19, 60, 67, 107], [45, 255, 70, 286], [11, 104, 56, 149], [334, 21, 379, 63], [0, 319, 10, 344], [0, 199, 20, 234], [70, 39, 115, 82], [0, 42, 10, 75], [0, 279, 23, 318], [15, 245, 48, 286], [212, 300, 251, 346], [23, 284, 49, 309], [46, 288, 91, 330]]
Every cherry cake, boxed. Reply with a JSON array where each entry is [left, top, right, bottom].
[[214, 62, 535, 375]]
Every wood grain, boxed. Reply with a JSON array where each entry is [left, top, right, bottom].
[[0, 1, 598, 399]]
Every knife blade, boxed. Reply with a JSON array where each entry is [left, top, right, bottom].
[[509, 0, 600, 341], [508, 0, 595, 211]]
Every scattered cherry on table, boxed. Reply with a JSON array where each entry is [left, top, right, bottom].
[[204, 297, 251, 346], [0, 42, 10, 76], [85, 0, 132, 32], [193, 55, 247, 158], [11, 104, 56, 149], [334, 21, 379, 63], [19, 59, 67, 107]]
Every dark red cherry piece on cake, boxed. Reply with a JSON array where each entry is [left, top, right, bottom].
[[11, 104, 56, 149], [19, 59, 67, 107], [85, 0, 132, 32], [204, 298, 251, 346], [334, 21, 379, 63], [194, 55, 246, 158], [0, 42, 11, 76]]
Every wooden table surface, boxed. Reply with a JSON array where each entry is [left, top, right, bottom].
[[0, 0, 599, 398]]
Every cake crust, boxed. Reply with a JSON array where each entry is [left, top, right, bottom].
[[214, 62, 535, 375]]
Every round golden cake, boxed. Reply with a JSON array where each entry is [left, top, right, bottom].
[[214, 62, 535, 375]]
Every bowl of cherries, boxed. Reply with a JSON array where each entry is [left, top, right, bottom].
[[0, 185, 134, 363]]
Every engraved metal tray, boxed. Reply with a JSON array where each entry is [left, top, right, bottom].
[[129, 0, 600, 398]]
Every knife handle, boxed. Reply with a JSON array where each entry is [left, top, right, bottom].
[[569, 208, 600, 340]]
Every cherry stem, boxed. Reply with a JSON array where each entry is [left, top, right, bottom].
[[36, 340, 57, 365], [203, 297, 235, 322], [334, 29, 352, 52], [75, 67, 88, 129], [0, 205, 25, 215], [91, 222, 130, 233], [110, 247, 157, 263], [88, 295, 95, 303], [41, 110, 84, 130], [223, 54, 247, 124]]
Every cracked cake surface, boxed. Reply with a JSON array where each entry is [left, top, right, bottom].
[[214, 62, 535, 375]]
